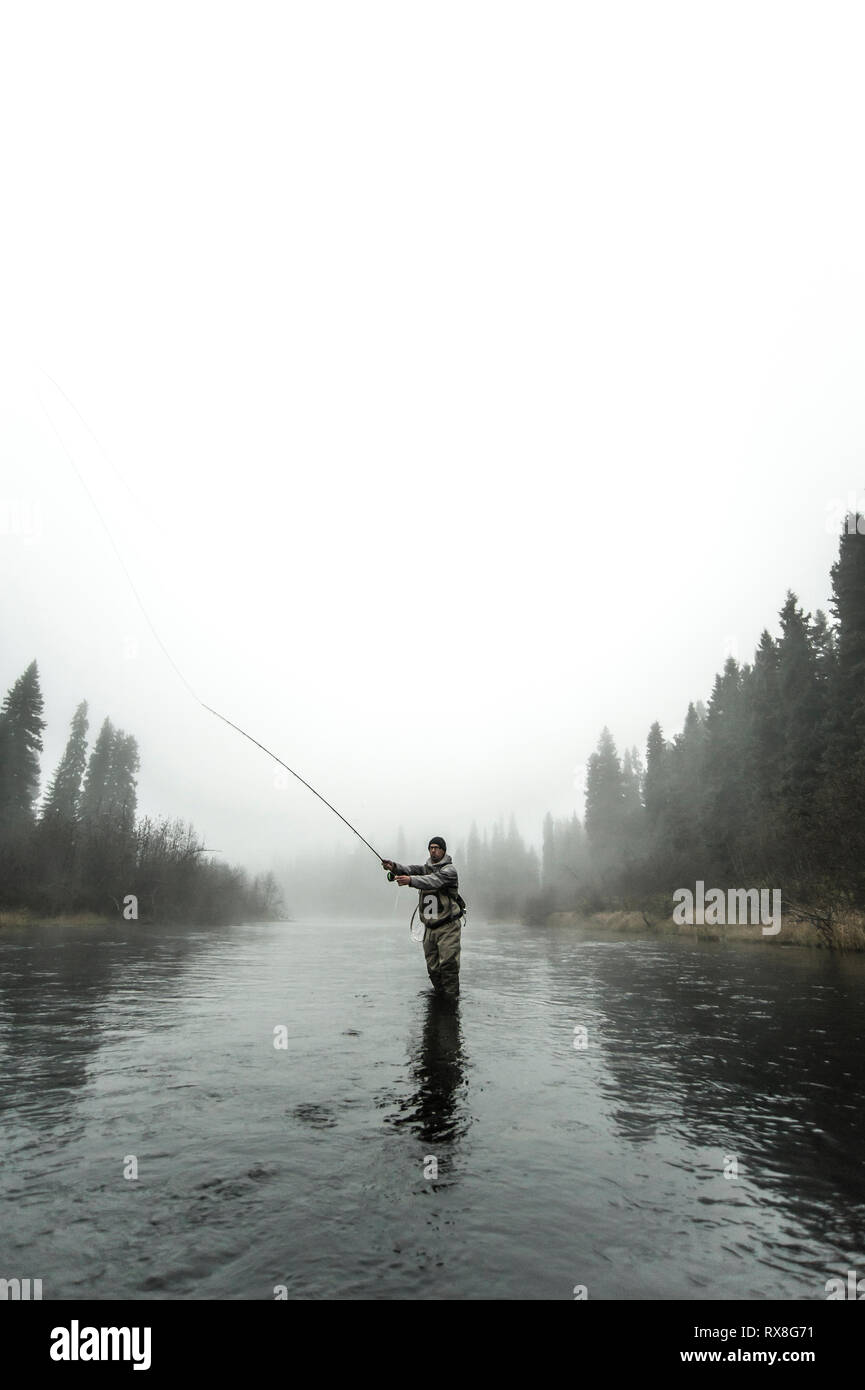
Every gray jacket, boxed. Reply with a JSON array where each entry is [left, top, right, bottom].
[[392, 853, 461, 928]]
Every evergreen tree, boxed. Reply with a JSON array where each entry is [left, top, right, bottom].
[[80, 718, 115, 828], [828, 519, 865, 755], [819, 517, 865, 899], [548, 811, 589, 903], [747, 632, 782, 808], [621, 747, 643, 816], [0, 660, 46, 837], [105, 731, 140, 837], [488, 819, 508, 916], [701, 657, 748, 877], [564, 812, 586, 879], [78, 719, 139, 902], [665, 702, 707, 878], [585, 727, 625, 854], [741, 632, 784, 877], [465, 821, 481, 886], [776, 592, 825, 863], [478, 827, 491, 908], [541, 811, 555, 888], [36, 700, 91, 910], [617, 746, 644, 888], [41, 701, 89, 824], [810, 608, 836, 685], [643, 721, 670, 839], [505, 814, 524, 901]]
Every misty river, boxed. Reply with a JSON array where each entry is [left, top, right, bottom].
[[1, 915, 864, 1301]]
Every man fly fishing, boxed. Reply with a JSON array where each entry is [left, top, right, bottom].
[[382, 837, 464, 1001]]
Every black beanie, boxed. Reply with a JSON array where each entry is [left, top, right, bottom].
[[428, 836, 447, 853]]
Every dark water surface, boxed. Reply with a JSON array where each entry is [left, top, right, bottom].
[[1, 917, 864, 1300]]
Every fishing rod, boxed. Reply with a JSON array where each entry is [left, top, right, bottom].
[[199, 702, 384, 862], [37, 373, 386, 866]]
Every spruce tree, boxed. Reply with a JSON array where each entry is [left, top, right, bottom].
[[42, 701, 89, 825], [701, 657, 748, 878], [643, 722, 670, 840], [665, 702, 707, 879], [776, 592, 825, 865], [621, 747, 643, 817], [541, 812, 555, 888], [585, 728, 625, 872], [564, 813, 586, 880], [105, 731, 140, 838], [465, 821, 481, 886], [36, 700, 90, 909], [741, 632, 784, 878], [747, 632, 782, 806], [820, 518, 865, 899], [80, 718, 115, 828], [0, 661, 46, 836], [828, 519, 865, 754]]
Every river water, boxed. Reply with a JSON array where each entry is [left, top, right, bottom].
[[1, 916, 864, 1301]]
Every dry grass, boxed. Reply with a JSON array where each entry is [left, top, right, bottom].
[[546, 908, 865, 951], [0, 909, 113, 929]]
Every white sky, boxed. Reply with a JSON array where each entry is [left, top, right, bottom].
[[2, 1, 864, 868]]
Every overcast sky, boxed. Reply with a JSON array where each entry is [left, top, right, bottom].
[[2, 1, 864, 870]]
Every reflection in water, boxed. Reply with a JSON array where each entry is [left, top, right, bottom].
[[385, 993, 470, 1153], [0, 924, 201, 1124], [575, 939, 865, 1261]]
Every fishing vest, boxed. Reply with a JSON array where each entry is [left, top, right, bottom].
[[417, 861, 465, 929]]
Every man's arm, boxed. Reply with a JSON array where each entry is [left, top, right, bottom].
[[389, 862, 427, 877], [407, 864, 459, 892]]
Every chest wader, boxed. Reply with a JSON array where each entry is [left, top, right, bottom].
[[414, 883, 466, 999]]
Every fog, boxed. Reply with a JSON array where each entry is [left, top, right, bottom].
[[2, 1, 863, 878]]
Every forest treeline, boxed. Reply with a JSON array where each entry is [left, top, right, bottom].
[[0, 674, 284, 925], [4, 519, 862, 934], [538, 515, 865, 932], [558, 516, 865, 924]]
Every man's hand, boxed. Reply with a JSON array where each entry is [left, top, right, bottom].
[[396, 875, 412, 886], [381, 859, 395, 872]]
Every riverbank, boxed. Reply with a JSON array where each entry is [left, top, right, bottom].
[[546, 908, 865, 951], [0, 910, 114, 929], [0, 909, 286, 929]]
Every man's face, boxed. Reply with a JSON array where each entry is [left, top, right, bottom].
[[429, 843, 445, 863]]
